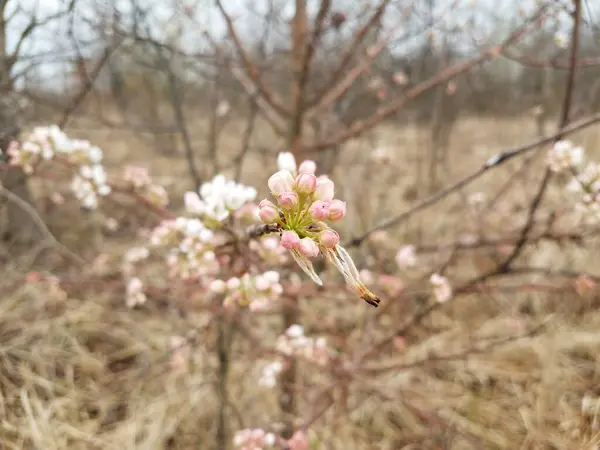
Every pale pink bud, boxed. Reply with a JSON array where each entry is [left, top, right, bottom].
[[184, 191, 204, 215], [268, 170, 295, 195], [278, 191, 298, 209], [310, 200, 330, 220], [320, 229, 339, 248], [281, 230, 300, 249], [368, 230, 389, 244], [298, 160, 317, 174], [393, 336, 406, 352], [295, 173, 317, 194], [380, 274, 404, 295], [288, 431, 309, 450], [259, 199, 276, 208], [395, 245, 417, 268], [298, 237, 319, 257], [314, 177, 335, 202], [258, 200, 279, 223], [328, 199, 346, 221], [277, 152, 297, 173], [575, 274, 596, 295]]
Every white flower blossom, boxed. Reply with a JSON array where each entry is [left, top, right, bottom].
[[547, 140, 584, 173], [277, 152, 297, 174], [186, 174, 257, 222]]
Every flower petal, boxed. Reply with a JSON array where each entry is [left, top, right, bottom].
[[322, 245, 380, 307], [289, 249, 323, 286]]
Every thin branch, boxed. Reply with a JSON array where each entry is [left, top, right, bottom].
[[58, 46, 116, 128], [498, 0, 582, 272], [306, 7, 549, 151], [345, 111, 600, 247], [501, 50, 600, 70], [309, 0, 393, 106], [0, 185, 85, 265], [165, 58, 202, 190], [215, 0, 289, 118]]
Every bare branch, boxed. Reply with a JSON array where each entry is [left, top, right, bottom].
[[498, 0, 582, 272], [215, 0, 289, 119], [307, 7, 550, 151], [345, 111, 600, 247]]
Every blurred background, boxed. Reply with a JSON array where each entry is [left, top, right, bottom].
[[1, 0, 600, 449]]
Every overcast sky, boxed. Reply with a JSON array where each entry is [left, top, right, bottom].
[[4, 0, 595, 89]]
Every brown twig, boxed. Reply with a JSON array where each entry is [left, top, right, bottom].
[[215, 0, 289, 118], [306, 6, 550, 151], [497, 0, 582, 272], [344, 110, 600, 248]]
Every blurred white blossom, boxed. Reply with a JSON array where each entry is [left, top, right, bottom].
[[547, 140, 584, 173], [430, 273, 452, 303], [185, 174, 257, 223]]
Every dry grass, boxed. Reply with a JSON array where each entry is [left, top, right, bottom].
[[1, 114, 600, 449]]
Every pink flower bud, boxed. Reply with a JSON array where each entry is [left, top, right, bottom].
[[259, 201, 280, 223], [395, 245, 417, 268], [310, 200, 330, 220], [320, 229, 339, 248], [259, 199, 276, 208], [268, 170, 295, 195], [281, 230, 300, 249], [288, 431, 309, 450], [298, 237, 319, 257], [295, 173, 317, 194], [278, 191, 298, 209], [298, 160, 316, 174], [328, 199, 346, 221], [314, 177, 335, 202]]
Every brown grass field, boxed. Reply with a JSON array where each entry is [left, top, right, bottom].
[[1, 113, 600, 450]]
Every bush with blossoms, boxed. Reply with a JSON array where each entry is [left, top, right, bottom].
[[2, 125, 599, 448]]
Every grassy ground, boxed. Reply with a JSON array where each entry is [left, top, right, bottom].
[[1, 113, 599, 449]]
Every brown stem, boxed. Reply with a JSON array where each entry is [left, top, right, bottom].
[[498, 0, 581, 272]]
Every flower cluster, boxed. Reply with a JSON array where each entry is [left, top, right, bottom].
[[259, 325, 329, 388], [276, 325, 329, 365], [6, 125, 111, 209], [123, 165, 169, 207], [258, 360, 283, 388], [259, 325, 328, 388], [233, 429, 277, 450], [185, 174, 257, 224], [547, 140, 584, 173], [148, 217, 218, 280], [547, 140, 599, 219], [259, 152, 380, 307], [210, 271, 283, 311], [248, 236, 288, 265]]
